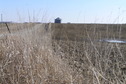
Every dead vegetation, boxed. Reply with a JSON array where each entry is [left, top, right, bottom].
[[0, 23, 126, 84], [0, 23, 83, 84], [52, 23, 126, 84]]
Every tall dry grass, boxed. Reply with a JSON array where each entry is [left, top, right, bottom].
[[0, 23, 83, 84], [52, 23, 126, 84], [0, 22, 126, 84]]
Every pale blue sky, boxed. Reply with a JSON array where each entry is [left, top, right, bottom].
[[0, 0, 126, 23]]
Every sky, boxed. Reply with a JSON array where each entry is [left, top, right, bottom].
[[0, 0, 126, 23]]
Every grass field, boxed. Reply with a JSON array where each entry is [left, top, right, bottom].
[[0, 23, 126, 84], [0, 23, 83, 84], [51, 23, 126, 40], [0, 23, 36, 34], [51, 23, 126, 84]]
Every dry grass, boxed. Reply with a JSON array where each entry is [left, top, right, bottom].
[[51, 23, 126, 40], [0, 23, 126, 84], [52, 23, 126, 84], [0, 23, 83, 84], [0, 23, 36, 34]]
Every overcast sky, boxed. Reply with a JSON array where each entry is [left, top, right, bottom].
[[0, 0, 126, 23]]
